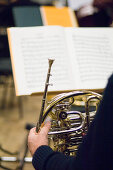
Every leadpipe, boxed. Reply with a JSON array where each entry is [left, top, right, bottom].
[[36, 59, 54, 132]]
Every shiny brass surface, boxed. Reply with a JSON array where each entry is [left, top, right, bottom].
[[36, 59, 54, 132], [37, 60, 102, 156], [41, 90, 102, 156]]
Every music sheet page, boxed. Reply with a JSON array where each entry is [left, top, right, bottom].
[[8, 26, 74, 95], [65, 28, 113, 90]]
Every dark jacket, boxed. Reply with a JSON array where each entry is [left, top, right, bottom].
[[32, 74, 113, 170]]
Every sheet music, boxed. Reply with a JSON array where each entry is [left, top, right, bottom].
[[9, 26, 73, 95], [65, 28, 113, 89], [8, 26, 113, 95]]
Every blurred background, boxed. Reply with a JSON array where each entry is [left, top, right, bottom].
[[0, 0, 113, 169]]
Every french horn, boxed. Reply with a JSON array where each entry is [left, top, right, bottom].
[[36, 59, 102, 156]]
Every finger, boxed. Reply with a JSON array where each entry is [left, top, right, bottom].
[[28, 127, 37, 137], [40, 121, 51, 135], [29, 127, 36, 133]]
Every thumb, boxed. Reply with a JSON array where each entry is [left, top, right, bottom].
[[40, 121, 51, 135]]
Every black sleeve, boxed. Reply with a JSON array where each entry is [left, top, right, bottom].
[[76, 74, 113, 170], [32, 74, 113, 170], [32, 145, 80, 170]]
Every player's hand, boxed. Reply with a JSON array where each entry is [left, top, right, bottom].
[[28, 121, 51, 156]]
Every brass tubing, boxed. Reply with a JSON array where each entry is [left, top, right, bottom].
[[36, 59, 54, 132]]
